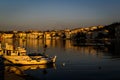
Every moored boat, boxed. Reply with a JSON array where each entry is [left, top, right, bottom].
[[0, 43, 56, 65]]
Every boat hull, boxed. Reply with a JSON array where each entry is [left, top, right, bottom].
[[3, 56, 56, 65]]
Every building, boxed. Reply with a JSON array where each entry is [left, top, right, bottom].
[[1, 33, 13, 39]]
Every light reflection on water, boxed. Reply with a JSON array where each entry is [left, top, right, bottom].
[[1, 39, 120, 80]]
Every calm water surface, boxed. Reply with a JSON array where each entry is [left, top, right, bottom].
[[1, 39, 120, 80]]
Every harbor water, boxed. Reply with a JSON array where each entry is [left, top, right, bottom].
[[0, 39, 120, 80]]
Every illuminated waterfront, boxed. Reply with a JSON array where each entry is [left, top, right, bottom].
[[0, 39, 120, 80]]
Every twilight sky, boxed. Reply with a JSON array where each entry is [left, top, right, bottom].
[[0, 0, 120, 31]]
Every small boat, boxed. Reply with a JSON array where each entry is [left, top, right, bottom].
[[0, 43, 56, 65]]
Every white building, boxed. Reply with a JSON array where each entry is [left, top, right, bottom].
[[2, 33, 13, 39]]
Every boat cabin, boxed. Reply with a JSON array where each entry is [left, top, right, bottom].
[[2, 43, 26, 56]]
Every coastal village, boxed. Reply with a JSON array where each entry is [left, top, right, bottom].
[[0, 22, 120, 40], [0, 23, 120, 80], [1, 0, 120, 80]]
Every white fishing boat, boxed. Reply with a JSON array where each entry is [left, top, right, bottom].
[[0, 43, 56, 65]]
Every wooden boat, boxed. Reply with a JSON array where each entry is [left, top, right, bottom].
[[0, 43, 56, 65]]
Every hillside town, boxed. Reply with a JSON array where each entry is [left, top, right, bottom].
[[0, 22, 120, 41]]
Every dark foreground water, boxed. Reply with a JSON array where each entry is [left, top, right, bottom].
[[1, 39, 120, 80]]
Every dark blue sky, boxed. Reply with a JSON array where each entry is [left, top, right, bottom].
[[0, 0, 120, 31]]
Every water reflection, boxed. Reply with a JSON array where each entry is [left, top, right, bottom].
[[107, 40, 120, 58], [2, 63, 56, 80], [1, 38, 120, 58], [0, 56, 4, 80], [5, 64, 56, 75], [1, 39, 120, 80], [71, 39, 120, 59]]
